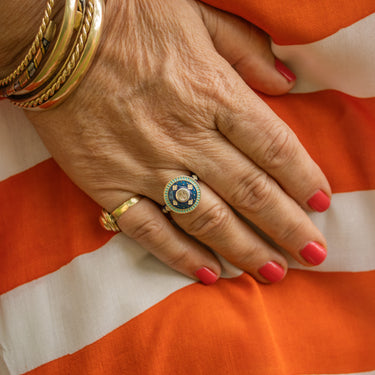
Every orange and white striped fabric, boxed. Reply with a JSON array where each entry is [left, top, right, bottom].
[[1, 0, 375, 374]]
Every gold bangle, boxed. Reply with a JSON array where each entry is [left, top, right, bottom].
[[13, 0, 104, 110], [0, 0, 56, 87], [1, 20, 57, 97], [17, 0, 81, 95]]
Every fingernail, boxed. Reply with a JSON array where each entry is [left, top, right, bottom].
[[300, 242, 327, 265], [307, 190, 331, 212], [275, 59, 296, 82], [195, 267, 218, 285], [259, 261, 285, 283]]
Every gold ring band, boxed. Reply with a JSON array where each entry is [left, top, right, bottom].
[[99, 195, 141, 232]]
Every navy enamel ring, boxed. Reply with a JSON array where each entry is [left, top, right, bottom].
[[162, 175, 201, 214]]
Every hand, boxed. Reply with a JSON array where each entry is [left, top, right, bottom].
[[27, 0, 331, 284]]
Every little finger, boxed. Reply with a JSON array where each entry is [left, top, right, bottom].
[[103, 195, 222, 285]]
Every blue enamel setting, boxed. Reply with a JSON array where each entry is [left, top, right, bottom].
[[163, 176, 201, 214]]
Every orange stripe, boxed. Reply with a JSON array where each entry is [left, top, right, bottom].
[[23, 270, 375, 375], [1, 92, 374, 293], [258, 91, 375, 193], [203, 0, 375, 45], [0, 159, 114, 294]]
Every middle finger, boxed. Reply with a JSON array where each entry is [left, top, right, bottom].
[[185, 135, 328, 267]]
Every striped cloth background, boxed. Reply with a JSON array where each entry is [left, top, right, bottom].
[[1, 0, 375, 374]]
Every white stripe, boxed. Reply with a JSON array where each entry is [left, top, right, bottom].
[[0, 191, 374, 373], [0, 101, 49, 181], [272, 13, 375, 98], [306, 372, 375, 375], [288, 190, 375, 272], [0, 235, 195, 375]]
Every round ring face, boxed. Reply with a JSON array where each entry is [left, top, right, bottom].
[[163, 176, 201, 214]]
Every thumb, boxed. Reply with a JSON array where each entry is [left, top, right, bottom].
[[197, 2, 296, 95]]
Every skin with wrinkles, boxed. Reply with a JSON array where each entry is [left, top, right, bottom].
[[1, 0, 331, 283]]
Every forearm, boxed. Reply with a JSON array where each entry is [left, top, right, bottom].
[[0, 0, 64, 77]]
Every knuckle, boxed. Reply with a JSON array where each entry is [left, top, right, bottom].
[[260, 125, 297, 170], [233, 244, 262, 268], [217, 111, 236, 135], [186, 203, 232, 240], [128, 216, 167, 246], [163, 248, 191, 269], [276, 218, 306, 244], [231, 172, 274, 214], [214, 95, 246, 136]]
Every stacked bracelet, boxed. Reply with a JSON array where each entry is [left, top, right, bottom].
[[0, 0, 56, 89], [0, 0, 104, 111], [0, 21, 57, 97], [14, 0, 81, 96]]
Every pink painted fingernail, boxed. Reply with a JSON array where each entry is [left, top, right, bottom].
[[259, 261, 285, 283], [275, 59, 296, 82], [195, 267, 218, 285], [307, 190, 331, 212], [300, 242, 327, 265]]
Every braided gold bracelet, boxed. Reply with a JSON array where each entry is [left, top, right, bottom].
[[12, 0, 104, 110], [0, 0, 56, 88], [0, 21, 57, 97], [2, 0, 84, 98], [17, 0, 83, 95]]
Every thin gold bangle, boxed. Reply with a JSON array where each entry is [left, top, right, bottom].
[[12, 0, 88, 107], [1, 20, 57, 97], [14, 0, 104, 110], [0, 0, 55, 87], [17, 0, 80, 95]]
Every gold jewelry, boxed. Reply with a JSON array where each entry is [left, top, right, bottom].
[[163, 174, 201, 214], [1, 21, 57, 97], [0, 0, 56, 88], [16, 0, 81, 95], [13, 0, 104, 110], [100, 196, 142, 232]]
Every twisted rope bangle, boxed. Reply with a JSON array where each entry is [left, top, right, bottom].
[[0, 21, 57, 97], [13, 0, 104, 110], [17, 0, 83, 96], [1, 0, 83, 98], [0, 0, 55, 88]]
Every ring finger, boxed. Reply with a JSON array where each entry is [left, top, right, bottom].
[[165, 179, 289, 283]]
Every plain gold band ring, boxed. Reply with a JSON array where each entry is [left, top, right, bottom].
[[99, 195, 142, 232]]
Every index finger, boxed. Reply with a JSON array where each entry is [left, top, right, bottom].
[[215, 79, 331, 212]]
